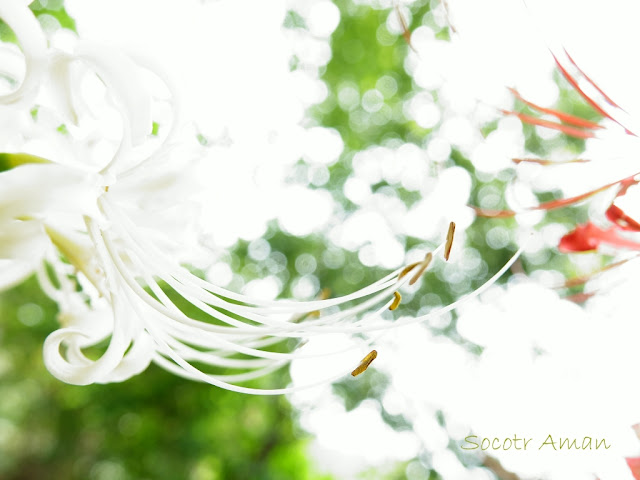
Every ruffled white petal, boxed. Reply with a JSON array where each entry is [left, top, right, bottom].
[[42, 296, 151, 385], [0, 258, 35, 291], [0, 163, 100, 220], [0, 1, 47, 104], [0, 218, 47, 259], [46, 52, 79, 125], [75, 42, 152, 149]]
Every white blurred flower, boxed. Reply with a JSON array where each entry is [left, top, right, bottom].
[[0, 3, 523, 394]]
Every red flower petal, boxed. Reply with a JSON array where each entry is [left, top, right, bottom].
[[563, 291, 596, 303], [559, 223, 601, 252], [502, 109, 595, 139], [473, 173, 640, 218], [512, 157, 590, 166], [564, 49, 622, 110], [469, 205, 517, 218], [553, 50, 637, 137], [616, 175, 640, 198], [626, 457, 640, 480], [509, 87, 603, 130], [563, 257, 633, 287], [552, 52, 613, 121], [559, 222, 640, 253], [606, 204, 640, 232]]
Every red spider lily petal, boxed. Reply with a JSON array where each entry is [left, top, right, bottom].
[[616, 175, 640, 197], [472, 173, 640, 218], [501, 110, 595, 139], [626, 457, 640, 480], [606, 204, 640, 232], [509, 88, 603, 130], [553, 50, 637, 136], [552, 52, 612, 121], [512, 157, 591, 165], [564, 291, 596, 303], [564, 49, 622, 110], [559, 222, 640, 253], [534, 172, 640, 212], [559, 223, 601, 252], [533, 184, 614, 211], [563, 257, 633, 287], [472, 185, 604, 217], [469, 205, 517, 218]]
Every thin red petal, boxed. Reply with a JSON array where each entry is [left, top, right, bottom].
[[509, 87, 603, 130], [502, 110, 595, 139], [553, 51, 637, 136], [552, 52, 613, 120], [606, 204, 640, 232], [616, 175, 640, 197], [534, 183, 615, 212], [626, 457, 640, 480], [536, 172, 640, 212], [564, 49, 622, 109], [564, 291, 596, 303], [559, 223, 601, 252], [472, 173, 640, 218], [512, 157, 591, 166], [469, 205, 516, 218], [563, 257, 633, 287], [559, 222, 640, 253]]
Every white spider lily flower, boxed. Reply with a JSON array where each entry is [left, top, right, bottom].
[[0, 2, 524, 394]]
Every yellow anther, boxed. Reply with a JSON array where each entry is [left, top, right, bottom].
[[389, 291, 402, 311], [398, 261, 421, 280], [409, 252, 433, 286], [444, 221, 456, 261], [351, 350, 377, 377]]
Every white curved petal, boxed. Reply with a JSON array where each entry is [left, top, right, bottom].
[[57, 299, 113, 346], [0, 163, 100, 220], [0, 258, 35, 291], [0, 46, 26, 89], [46, 52, 79, 125], [0, 1, 47, 104], [98, 330, 154, 383], [75, 42, 152, 147], [0, 219, 47, 260], [43, 318, 130, 385], [43, 328, 104, 385]]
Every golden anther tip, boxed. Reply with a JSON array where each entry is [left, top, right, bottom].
[[444, 221, 456, 261], [409, 252, 433, 286], [389, 291, 402, 311], [351, 350, 378, 377], [398, 261, 421, 280]]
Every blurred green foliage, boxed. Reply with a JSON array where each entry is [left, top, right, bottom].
[[0, 0, 75, 43], [0, 277, 333, 480]]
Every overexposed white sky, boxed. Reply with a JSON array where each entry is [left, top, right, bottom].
[[51, 1, 640, 479]]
